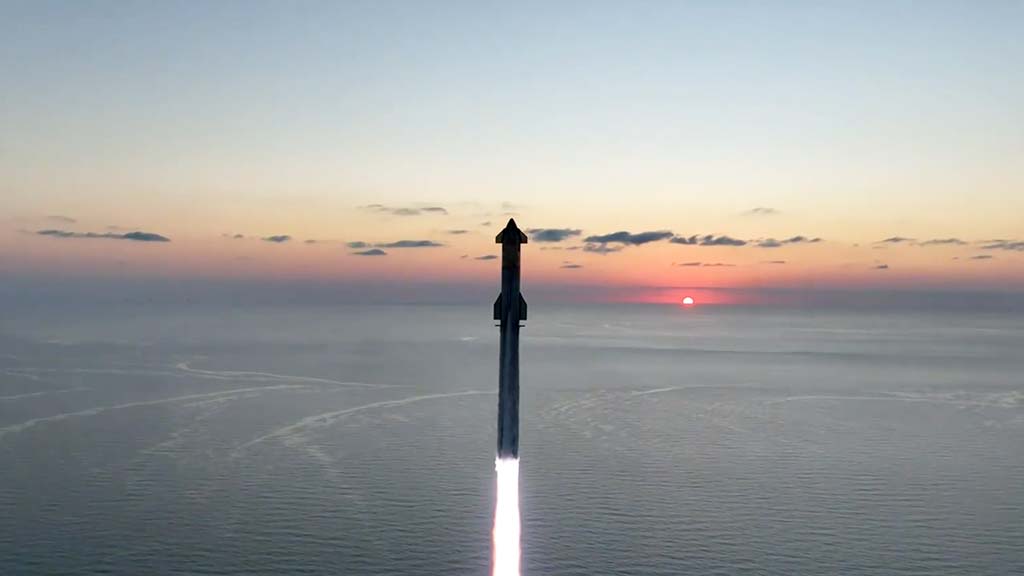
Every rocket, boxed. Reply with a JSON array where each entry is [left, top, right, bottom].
[[494, 218, 527, 459]]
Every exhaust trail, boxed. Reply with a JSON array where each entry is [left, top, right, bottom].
[[492, 457, 520, 576]]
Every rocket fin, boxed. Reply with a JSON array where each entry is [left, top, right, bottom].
[[494, 294, 503, 320], [519, 294, 527, 321]]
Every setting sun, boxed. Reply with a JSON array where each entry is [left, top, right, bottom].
[[682, 296, 695, 306]]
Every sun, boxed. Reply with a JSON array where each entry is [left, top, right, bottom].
[[682, 296, 695, 306]]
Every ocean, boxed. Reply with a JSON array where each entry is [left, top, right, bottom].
[[1, 303, 1021, 575]]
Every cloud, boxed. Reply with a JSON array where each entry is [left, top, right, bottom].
[[980, 240, 1024, 251], [376, 240, 444, 248], [784, 235, 822, 244], [583, 243, 623, 254], [528, 228, 583, 243], [475, 255, 497, 260], [446, 229, 469, 235], [756, 235, 822, 248], [874, 264, 890, 270], [122, 231, 170, 242], [362, 204, 448, 216], [764, 260, 787, 265], [560, 262, 583, 269], [676, 261, 734, 267], [670, 234, 747, 246], [47, 215, 77, 224], [37, 229, 170, 242], [745, 207, 778, 215], [920, 238, 966, 246], [263, 235, 291, 243], [480, 221, 492, 227], [233, 233, 245, 239], [584, 230, 673, 245], [970, 254, 993, 260], [347, 239, 444, 249], [878, 236, 915, 244], [304, 239, 318, 244], [352, 248, 387, 256]]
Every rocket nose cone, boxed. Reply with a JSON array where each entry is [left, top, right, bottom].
[[496, 217, 528, 244]]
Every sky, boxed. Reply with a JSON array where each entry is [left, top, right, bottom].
[[2, 1, 1022, 305]]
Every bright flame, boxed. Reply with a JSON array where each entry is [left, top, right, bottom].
[[492, 457, 521, 576]]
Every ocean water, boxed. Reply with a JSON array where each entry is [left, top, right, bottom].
[[1, 303, 1021, 575]]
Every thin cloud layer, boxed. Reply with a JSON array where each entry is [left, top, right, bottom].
[[756, 236, 822, 248], [674, 261, 735, 267], [745, 207, 778, 215], [878, 236, 915, 244], [446, 229, 469, 235], [347, 239, 444, 249], [352, 248, 387, 256], [671, 234, 747, 247], [475, 255, 497, 260], [37, 229, 170, 242], [981, 240, 1024, 251], [583, 243, 623, 254], [585, 230, 674, 245], [528, 228, 582, 243], [376, 240, 444, 248], [362, 204, 448, 216], [263, 235, 291, 243], [47, 215, 77, 224], [920, 238, 966, 246], [560, 262, 583, 269]]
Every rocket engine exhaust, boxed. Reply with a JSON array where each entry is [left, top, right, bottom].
[[492, 457, 520, 576], [492, 219, 526, 576]]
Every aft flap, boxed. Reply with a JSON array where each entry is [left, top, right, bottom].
[[519, 294, 527, 321], [494, 294, 502, 320]]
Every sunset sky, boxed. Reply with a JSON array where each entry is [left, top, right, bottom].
[[3, 1, 1022, 304]]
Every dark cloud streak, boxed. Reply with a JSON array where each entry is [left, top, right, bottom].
[[362, 204, 448, 216], [375, 240, 444, 248], [981, 240, 1024, 251], [671, 234, 747, 246], [584, 230, 674, 245], [756, 235, 821, 248], [37, 229, 170, 242], [528, 228, 582, 243]]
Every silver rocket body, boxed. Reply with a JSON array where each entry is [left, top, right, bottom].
[[494, 218, 527, 459]]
